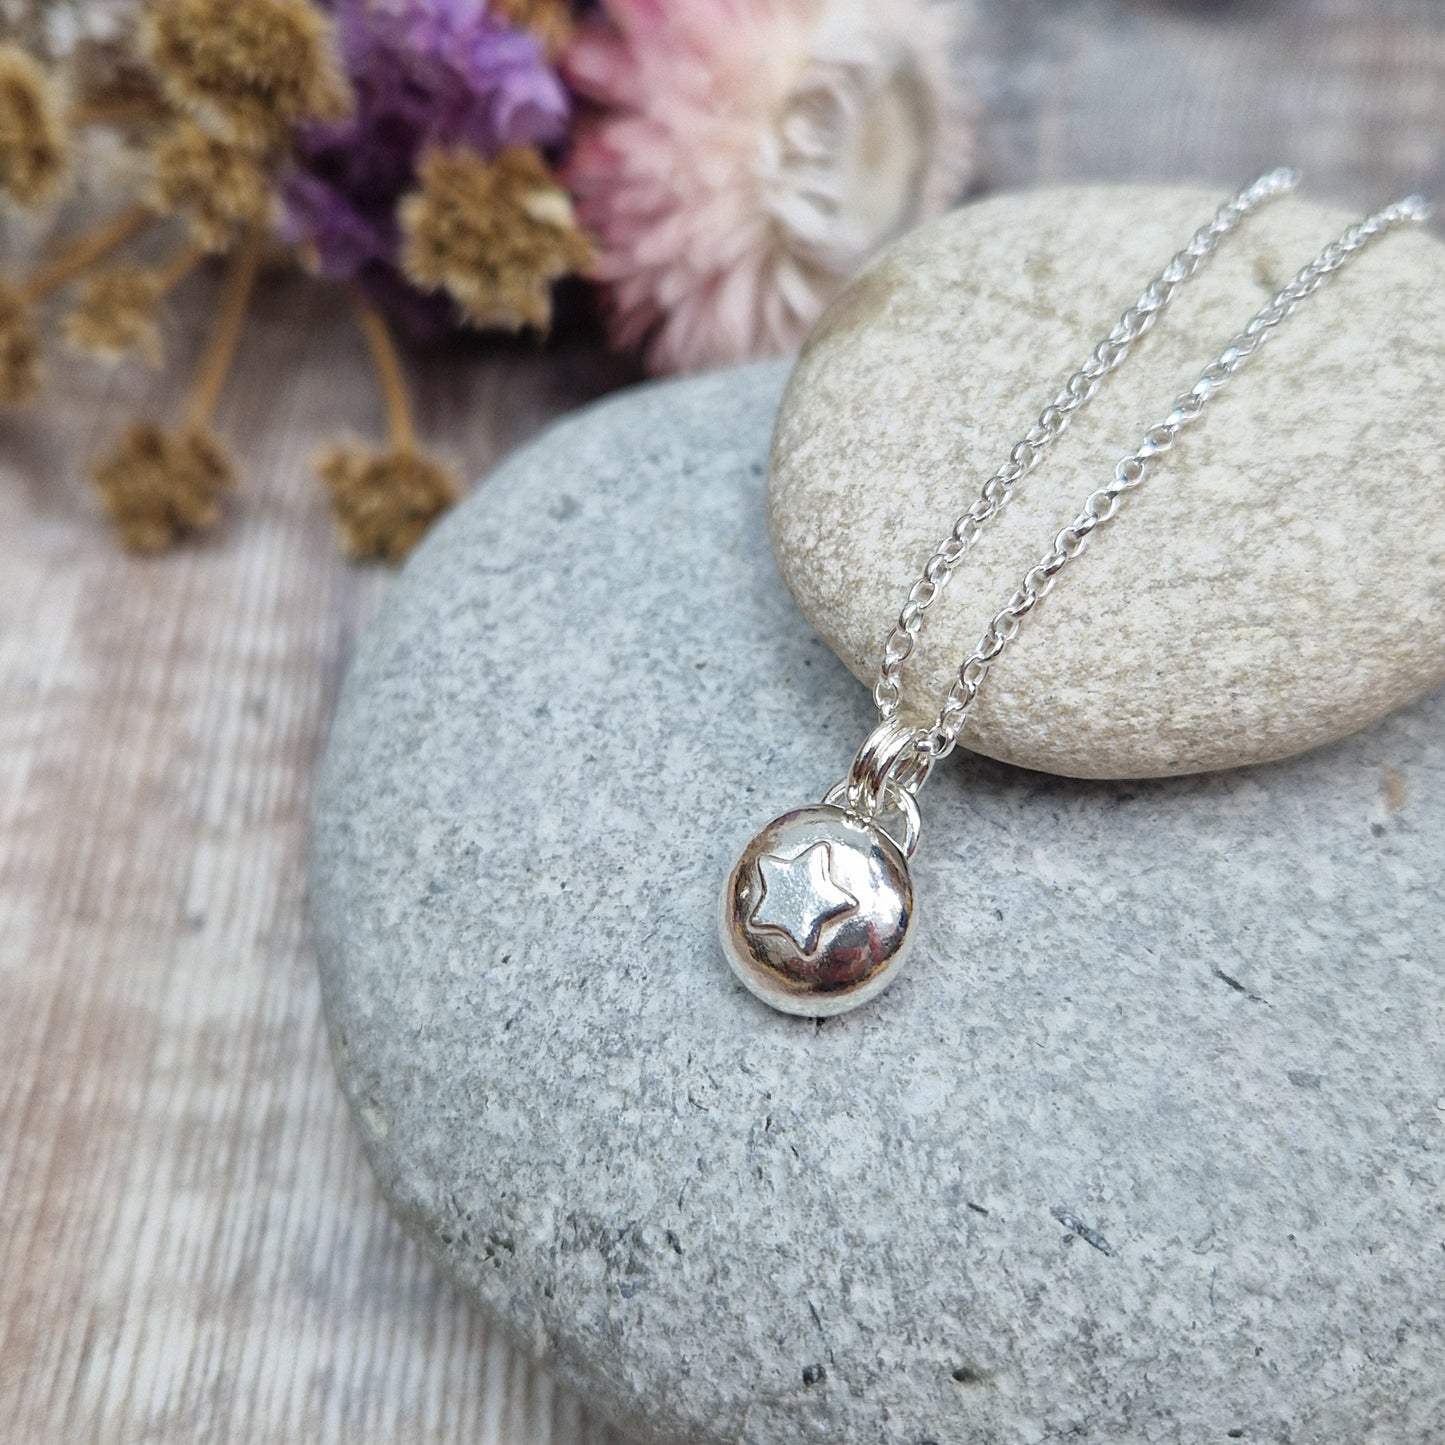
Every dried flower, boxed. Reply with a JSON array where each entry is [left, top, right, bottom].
[[315, 441, 458, 561], [85, 223, 262, 549], [142, 0, 350, 148], [90, 422, 235, 550], [343, 0, 571, 152], [0, 280, 39, 402], [149, 119, 273, 250], [281, 0, 571, 336], [0, 6, 509, 561], [0, 204, 155, 402], [399, 145, 591, 330], [316, 292, 457, 560], [0, 41, 68, 207], [63, 264, 167, 365], [490, 0, 576, 57], [564, 0, 974, 373]]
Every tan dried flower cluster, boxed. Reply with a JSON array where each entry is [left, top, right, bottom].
[[63, 265, 164, 365], [62, 0, 355, 550], [82, 220, 264, 550], [315, 444, 459, 563], [400, 146, 593, 332], [149, 119, 272, 251], [90, 422, 236, 551], [0, 42, 68, 207], [141, 0, 348, 148], [0, 0, 599, 562]]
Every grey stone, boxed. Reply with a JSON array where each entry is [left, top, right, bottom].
[[769, 185, 1445, 779], [312, 362, 1445, 1445]]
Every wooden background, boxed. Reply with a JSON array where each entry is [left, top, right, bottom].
[[3, 1, 1442, 1440]]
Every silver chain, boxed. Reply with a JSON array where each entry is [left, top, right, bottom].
[[865, 171, 1432, 788], [871, 167, 1300, 727]]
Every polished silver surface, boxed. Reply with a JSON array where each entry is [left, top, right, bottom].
[[720, 805, 915, 1017], [727, 169, 1432, 1016]]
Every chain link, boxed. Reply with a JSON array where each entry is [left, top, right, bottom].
[[865, 171, 1433, 778]]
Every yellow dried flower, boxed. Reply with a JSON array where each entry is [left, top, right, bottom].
[[142, 0, 349, 148], [0, 42, 68, 208], [315, 443, 458, 563], [64, 266, 164, 366], [490, 0, 575, 56], [91, 422, 235, 551], [399, 146, 593, 333], [0, 281, 39, 403], [148, 119, 272, 250]]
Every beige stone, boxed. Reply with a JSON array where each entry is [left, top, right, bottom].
[[768, 184, 1445, 778]]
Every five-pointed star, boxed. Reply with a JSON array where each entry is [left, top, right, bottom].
[[749, 842, 859, 958]]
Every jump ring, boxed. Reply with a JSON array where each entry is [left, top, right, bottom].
[[845, 718, 933, 818], [823, 780, 922, 859]]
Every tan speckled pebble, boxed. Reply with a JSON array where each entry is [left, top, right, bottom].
[[768, 185, 1445, 778]]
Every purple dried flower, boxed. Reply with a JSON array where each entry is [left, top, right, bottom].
[[358, 0, 571, 150], [281, 0, 572, 336]]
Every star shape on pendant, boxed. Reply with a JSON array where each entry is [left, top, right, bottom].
[[749, 842, 859, 959]]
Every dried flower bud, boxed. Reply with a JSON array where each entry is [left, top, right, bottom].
[[64, 266, 165, 365], [91, 422, 235, 550], [0, 42, 68, 208], [148, 119, 272, 251], [142, 0, 349, 149], [0, 281, 40, 403], [315, 442, 458, 563], [399, 146, 592, 333]]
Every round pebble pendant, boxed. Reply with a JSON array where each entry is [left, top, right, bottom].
[[719, 804, 916, 1017]]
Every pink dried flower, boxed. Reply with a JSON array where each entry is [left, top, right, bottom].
[[563, 0, 974, 375]]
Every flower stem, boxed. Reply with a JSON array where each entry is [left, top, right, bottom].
[[156, 240, 209, 296], [352, 291, 416, 452], [20, 205, 152, 303], [184, 222, 264, 431]]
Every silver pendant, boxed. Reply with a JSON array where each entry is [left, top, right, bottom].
[[720, 725, 926, 1016], [719, 802, 916, 1016], [716, 178, 1436, 1016]]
